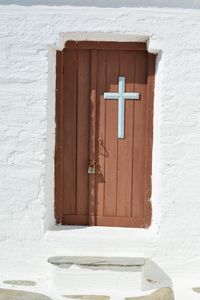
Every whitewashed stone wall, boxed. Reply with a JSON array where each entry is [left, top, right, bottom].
[[0, 1, 200, 283]]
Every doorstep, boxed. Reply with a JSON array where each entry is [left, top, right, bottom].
[[47, 256, 146, 268]]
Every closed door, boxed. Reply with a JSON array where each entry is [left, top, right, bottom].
[[55, 41, 155, 228]]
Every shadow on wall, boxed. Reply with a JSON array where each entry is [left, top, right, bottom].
[[142, 259, 173, 291], [1, 0, 200, 9]]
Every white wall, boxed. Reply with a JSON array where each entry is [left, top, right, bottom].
[[0, 2, 200, 283], [2, 0, 200, 9]]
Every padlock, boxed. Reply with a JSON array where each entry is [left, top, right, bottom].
[[88, 161, 96, 174], [88, 166, 96, 174]]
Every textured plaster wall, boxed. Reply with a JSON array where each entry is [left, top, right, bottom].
[[0, 3, 200, 283]]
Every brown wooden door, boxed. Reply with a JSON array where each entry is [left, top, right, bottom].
[[55, 41, 155, 228]]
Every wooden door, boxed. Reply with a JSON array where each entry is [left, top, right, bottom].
[[55, 41, 155, 228]]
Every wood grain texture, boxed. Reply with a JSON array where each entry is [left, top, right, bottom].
[[144, 53, 156, 228], [96, 50, 107, 217], [55, 50, 63, 224], [62, 49, 77, 215], [55, 42, 155, 228], [76, 50, 90, 216], [96, 216, 144, 227], [104, 50, 119, 217], [132, 51, 147, 219], [89, 50, 97, 225], [117, 51, 135, 217], [55, 49, 90, 225], [65, 41, 146, 51]]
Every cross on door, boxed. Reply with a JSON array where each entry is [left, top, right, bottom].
[[104, 76, 140, 138]]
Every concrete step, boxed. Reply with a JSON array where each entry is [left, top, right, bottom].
[[47, 256, 145, 295]]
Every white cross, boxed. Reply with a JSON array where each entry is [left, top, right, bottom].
[[104, 76, 140, 139]]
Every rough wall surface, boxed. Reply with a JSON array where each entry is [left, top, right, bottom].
[[0, 2, 200, 289]]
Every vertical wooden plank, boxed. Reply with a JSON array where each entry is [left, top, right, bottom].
[[117, 51, 135, 217], [62, 49, 77, 215], [55, 50, 63, 224], [89, 50, 97, 225], [144, 53, 156, 227], [104, 50, 119, 217], [76, 50, 90, 216], [132, 51, 147, 219], [96, 50, 107, 217]]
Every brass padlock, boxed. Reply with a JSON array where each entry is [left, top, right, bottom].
[[88, 161, 96, 174]]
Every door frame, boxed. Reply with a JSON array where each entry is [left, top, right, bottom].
[[54, 41, 155, 227]]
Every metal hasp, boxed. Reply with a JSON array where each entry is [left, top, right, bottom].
[[104, 76, 140, 139]]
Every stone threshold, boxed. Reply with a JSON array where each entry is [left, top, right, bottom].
[[47, 256, 145, 267]]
